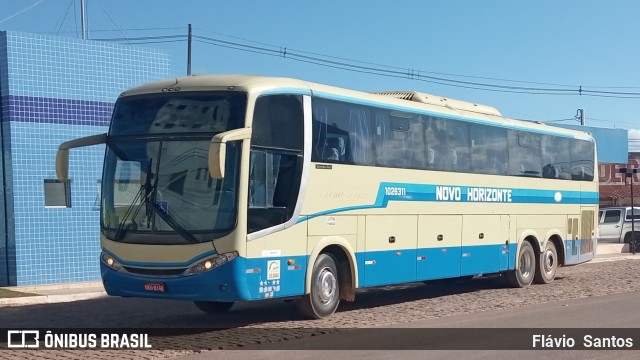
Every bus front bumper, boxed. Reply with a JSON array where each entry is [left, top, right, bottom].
[[100, 257, 252, 302]]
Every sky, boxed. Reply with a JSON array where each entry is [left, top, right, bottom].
[[2, 0, 640, 151]]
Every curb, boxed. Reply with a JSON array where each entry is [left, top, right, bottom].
[[0, 291, 107, 307], [590, 254, 640, 264]]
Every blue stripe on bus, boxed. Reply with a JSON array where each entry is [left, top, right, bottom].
[[312, 91, 590, 139], [298, 182, 598, 222], [356, 243, 519, 287], [101, 256, 252, 302], [564, 239, 594, 265], [259, 87, 312, 96], [101, 240, 594, 302], [244, 256, 307, 299], [101, 248, 218, 268]]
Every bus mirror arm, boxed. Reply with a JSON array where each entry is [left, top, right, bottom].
[[56, 133, 107, 181], [208, 128, 252, 179]]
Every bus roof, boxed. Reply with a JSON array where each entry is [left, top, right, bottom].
[[122, 74, 594, 141]]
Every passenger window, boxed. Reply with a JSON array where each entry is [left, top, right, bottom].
[[571, 139, 595, 181], [603, 210, 621, 224], [469, 125, 508, 175], [542, 136, 571, 179], [425, 117, 469, 172], [312, 99, 374, 165], [508, 131, 542, 177]]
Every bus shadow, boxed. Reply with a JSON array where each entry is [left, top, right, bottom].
[[337, 276, 507, 313], [0, 275, 563, 331]]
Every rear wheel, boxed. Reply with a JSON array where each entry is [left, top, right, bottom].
[[534, 241, 557, 284], [194, 301, 234, 314], [298, 253, 340, 319], [505, 241, 535, 288]]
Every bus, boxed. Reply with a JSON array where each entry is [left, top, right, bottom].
[[54, 75, 598, 319]]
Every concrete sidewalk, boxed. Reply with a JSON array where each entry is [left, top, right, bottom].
[[0, 281, 106, 307], [1, 245, 639, 307]]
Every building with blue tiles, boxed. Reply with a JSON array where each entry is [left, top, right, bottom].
[[0, 31, 169, 286]]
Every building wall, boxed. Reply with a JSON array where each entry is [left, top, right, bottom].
[[0, 31, 169, 286], [556, 124, 628, 164], [599, 153, 640, 208]]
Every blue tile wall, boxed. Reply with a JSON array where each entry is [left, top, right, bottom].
[[0, 31, 170, 285], [4, 32, 169, 102]]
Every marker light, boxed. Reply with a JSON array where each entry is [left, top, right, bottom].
[[100, 252, 122, 271], [183, 252, 239, 276]]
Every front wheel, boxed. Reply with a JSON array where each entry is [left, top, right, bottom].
[[534, 241, 558, 284], [505, 241, 535, 288], [298, 253, 340, 319], [194, 301, 234, 314]]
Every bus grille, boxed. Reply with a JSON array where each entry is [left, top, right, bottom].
[[122, 266, 186, 277], [580, 210, 594, 254]]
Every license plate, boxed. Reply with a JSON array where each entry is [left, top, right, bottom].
[[144, 282, 165, 292]]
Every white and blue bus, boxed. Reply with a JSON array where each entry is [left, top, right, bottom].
[[55, 75, 598, 318]]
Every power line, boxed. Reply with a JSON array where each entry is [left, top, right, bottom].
[[94, 35, 187, 42], [54, 0, 73, 36], [192, 33, 640, 98], [126, 39, 186, 45], [94, 0, 130, 45], [0, 0, 47, 24], [87, 27, 640, 98], [72, 0, 78, 37], [540, 118, 580, 123], [193, 27, 581, 89]]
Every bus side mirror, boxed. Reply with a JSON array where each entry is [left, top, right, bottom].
[[208, 128, 252, 179], [56, 133, 107, 181]]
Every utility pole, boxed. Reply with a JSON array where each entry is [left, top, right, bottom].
[[187, 24, 192, 76], [577, 109, 585, 125], [80, 0, 88, 40], [621, 167, 638, 254]]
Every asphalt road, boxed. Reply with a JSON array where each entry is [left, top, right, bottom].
[[2, 257, 640, 359], [175, 291, 640, 360]]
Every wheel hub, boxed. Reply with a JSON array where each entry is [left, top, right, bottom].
[[519, 251, 532, 278], [543, 249, 555, 274], [316, 267, 337, 304]]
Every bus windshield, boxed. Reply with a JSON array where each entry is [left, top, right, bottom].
[[101, 92, 246, 244]]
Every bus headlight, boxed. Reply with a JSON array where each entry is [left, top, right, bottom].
[[101, 252, 122, 271], [183, 252, 238, 276]]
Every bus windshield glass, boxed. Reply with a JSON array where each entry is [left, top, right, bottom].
[[101, 92, 246, 244]]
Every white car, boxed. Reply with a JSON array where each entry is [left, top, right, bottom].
[[599, 206, 640, 243]]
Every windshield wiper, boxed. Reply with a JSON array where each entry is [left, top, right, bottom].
[[114, 183, 146, 240], [145, 156, 198, 243], [146, 200, 198, 243], [114, 158, 198, 243]]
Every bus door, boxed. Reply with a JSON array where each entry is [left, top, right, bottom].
[[363, 215, 417, 287], [416, 215, 462, 280]]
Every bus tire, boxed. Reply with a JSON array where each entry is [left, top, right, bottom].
[[298, 253, 340, 319], [505, 241, 535, 288], [534, 241, 557, 284], [193, 301, 234, 314]]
